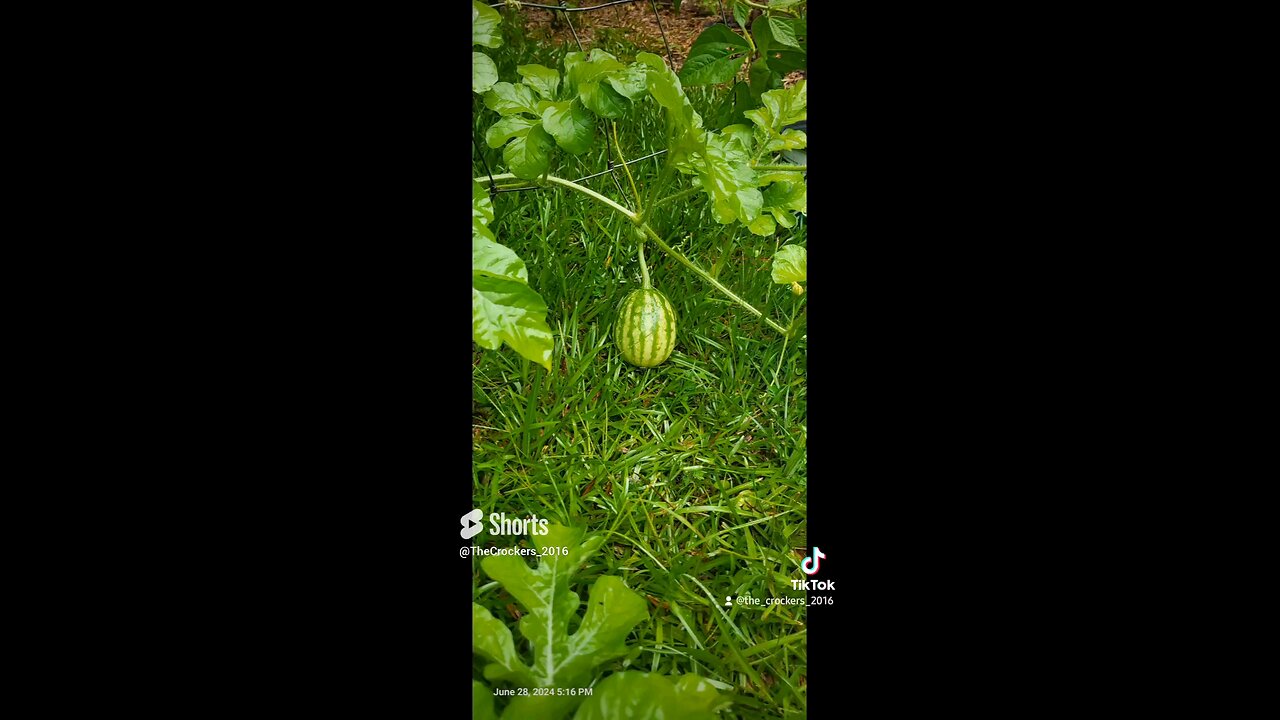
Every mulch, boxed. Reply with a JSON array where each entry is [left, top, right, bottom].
[[517, 0, 721, 69]]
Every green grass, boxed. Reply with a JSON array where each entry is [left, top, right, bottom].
[[473, 15, 807, 720]]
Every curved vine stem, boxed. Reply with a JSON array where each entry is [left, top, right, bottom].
[[636, 224, 789, 336], [474, 172, 790, 336], [637, 239, 651, 290]]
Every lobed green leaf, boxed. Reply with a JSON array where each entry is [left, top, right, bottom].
[[485, 82, 540, 117], [473, 236, 529, 283], [472, 179, 494, 242], [541, 99, 595, 155], [744, 78, 806, 133], [485, 115, 538, 149], [577, 80, 628, 119], [771, 245, 807, 284], [503, 124, 554, 179], [765, 128, 807, 152], [572, 672, 728, 720], [517, 64, 561, 101], [472, 274, 554, 370], [473, 681, 498, 720]]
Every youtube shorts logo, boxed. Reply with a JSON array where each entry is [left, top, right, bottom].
[[460, 508, 484, 539]]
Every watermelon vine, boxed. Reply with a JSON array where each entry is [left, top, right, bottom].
[[472, 2, 806, 370]]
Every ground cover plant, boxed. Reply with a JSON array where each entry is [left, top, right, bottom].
[[472, 4, 807, 718]]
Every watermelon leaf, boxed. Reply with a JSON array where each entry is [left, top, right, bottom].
[[473, 524, 650, 718], [472, 681, 498, 720], [472, 180, 554, 370], [571, 672, 729, 720], [770, 245, 806, 284], [472, 274, 554, 371]]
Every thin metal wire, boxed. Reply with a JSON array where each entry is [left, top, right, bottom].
[[472, 132, 497, 198], [575, 149, 666, 182], [648, 0, 675, 68], [559, 3, 585, 52], [489, 150, 668, 194]]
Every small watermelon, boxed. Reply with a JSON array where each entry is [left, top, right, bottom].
[[614, 288, 677, 367]]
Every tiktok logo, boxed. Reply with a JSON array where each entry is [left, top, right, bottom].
[[801, 546, 826, 575], [460, 508, 484, 539]]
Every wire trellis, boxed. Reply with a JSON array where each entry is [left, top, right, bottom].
[[475, 0, 680, 197]]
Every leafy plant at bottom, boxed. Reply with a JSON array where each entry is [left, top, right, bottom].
[[472, 524, 729, 719]]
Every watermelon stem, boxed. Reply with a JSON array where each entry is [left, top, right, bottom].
[[473, 173, 789, 336], [636, 225, 790, 336], [751, 164, 807, 173], [638, 239, 652, 290]]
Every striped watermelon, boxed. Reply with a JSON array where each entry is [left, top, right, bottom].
[[614, 288, 677, 367]]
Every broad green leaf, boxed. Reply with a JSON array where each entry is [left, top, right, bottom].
[[606, 63, 649, 99], [472, 0, 503, 48], [479, 525, 644, 694], [694, 130, 761, 225], [504, 124, 554, 179], [768, 16, 801, 49], [769, 0, 804, 8], [762, 180, 806, 230], [776, 181, 806, 212], [484, 82, 539, 117], [585, 48, 625, 69], [731, 1, 750, 31], [744, 78, 806, 132], [472, 179, 495, 243], [473, 52, 498, 94], [517, 64, 560, 101], [568, 49, 626, 88], [541, 99, 595, 154], [769, 48, 807, 75], [572, 672, 728, 720], [485, 114, 537, 149], [678, 24, 752, 86], [720, 123, 754, 154], [727, 80, 753, 126], [637, 52, 704, 156], [636, 52, 696, 123], [771, 245, 807, 284], [473, 236, 528, 283], [578, 80, 628, 118], [752, 14, 772, 57], [472, 681, 498, 720], [765, 128, 806, 152], [562, 51, 587, 94], [472, 604, 536, 685], [472, 274, 553, 370], [748, 214, 776, 236], [748, 57, 774, 100]]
